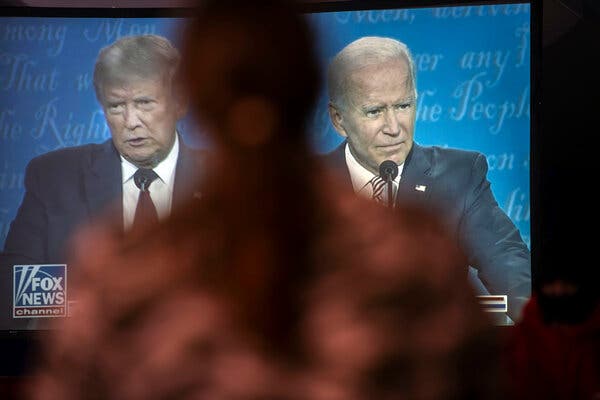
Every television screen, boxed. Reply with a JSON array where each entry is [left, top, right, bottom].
[[0, 0, 535, 337]]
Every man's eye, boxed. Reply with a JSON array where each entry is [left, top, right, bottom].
[[107, 104, 124, 114], [365, 109, 383, 118], [394, 103, 412, 111], [136, 99, 155, 110]]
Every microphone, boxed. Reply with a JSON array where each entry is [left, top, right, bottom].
[[379, 160, 398, 208], [379, 160, 399, 181]]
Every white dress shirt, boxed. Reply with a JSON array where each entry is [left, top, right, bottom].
[[121, 135, 179, 231], [344, 143, 403, 201]]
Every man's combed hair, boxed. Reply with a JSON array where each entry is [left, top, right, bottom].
[[327, 36, 417, 110], [93, 34, 181, 104]]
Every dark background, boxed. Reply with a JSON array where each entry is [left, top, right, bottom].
[[538, 0, 599, 282]]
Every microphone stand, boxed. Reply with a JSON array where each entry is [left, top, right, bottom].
[[385, 175, 394, 208], [379, 160, 399, 209]]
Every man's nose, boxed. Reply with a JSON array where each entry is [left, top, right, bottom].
[[123, 105, 142, 130], [382, 108, 401, 136]]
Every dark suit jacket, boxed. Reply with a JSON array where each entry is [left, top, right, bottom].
[[0, 138, 203, 328], [322, 142, 531, 321]]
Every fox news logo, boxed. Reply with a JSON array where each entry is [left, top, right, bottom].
[[13, 265, 67, 318]]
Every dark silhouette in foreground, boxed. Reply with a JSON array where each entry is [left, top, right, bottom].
[[29, 1, 501, 399]]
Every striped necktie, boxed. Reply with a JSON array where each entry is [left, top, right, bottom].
[[370, 175, 387, 203]]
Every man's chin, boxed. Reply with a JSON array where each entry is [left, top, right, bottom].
[[374, 154, 406, 168], [125, 152, 161, 169], [379, 146, 407, 159]]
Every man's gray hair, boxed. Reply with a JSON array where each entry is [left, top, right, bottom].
[[93, 34, 181, 104], [327, 36, 417, 109]]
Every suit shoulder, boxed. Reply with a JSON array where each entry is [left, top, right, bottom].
[[187, 147, 207, 159], [317, 144, 345, 169], [426, 145, 482, 162], [414, 145, 486, 180], [421, 145, 484, 169], [320, 143, 344, 157], [27, 141, 111, 173], [178, 143, 208, 169]]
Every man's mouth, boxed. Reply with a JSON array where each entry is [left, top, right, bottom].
[[378, 142, 404, 150], [127, 137, 148, 146]]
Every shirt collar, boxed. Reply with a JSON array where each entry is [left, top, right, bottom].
[[121, 134, 180, 184], [344, 142, 403, 193]]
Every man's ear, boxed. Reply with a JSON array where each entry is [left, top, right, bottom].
[[328, 102, 347, 138]]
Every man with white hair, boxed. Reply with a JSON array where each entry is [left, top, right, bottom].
[[323, 36, 531, 322]]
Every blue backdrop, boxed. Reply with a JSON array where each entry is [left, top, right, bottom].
[[0, 3, 530, 249]]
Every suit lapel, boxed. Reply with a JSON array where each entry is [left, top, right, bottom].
[[324, 141, 433, 206], [396, 143, 433, 206], [82, 138, 203, 229], [322, 143, 354, 191], [83, 139, 123, 225], [173, 140, 204, 207]]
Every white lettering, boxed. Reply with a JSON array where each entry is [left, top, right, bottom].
[[416, 89, 443, 122], [0, 109, 22, 141], [459, 50, 510, 87], [83, 19, 157, 43], [515, 23, 530, 67], [0, 53, 59, 92], [0, 24, 67, 56], [413, 53, 444, 72], [505, 187, 530, 223]]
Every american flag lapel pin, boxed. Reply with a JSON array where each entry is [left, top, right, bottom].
[[415, 184, 427, 192]]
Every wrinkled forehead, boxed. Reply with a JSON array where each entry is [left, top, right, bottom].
[[350, 57, 411, 82], [99, 72, 172, 100], [101, 67, 170, 88], [345, 58, 414, 100]]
